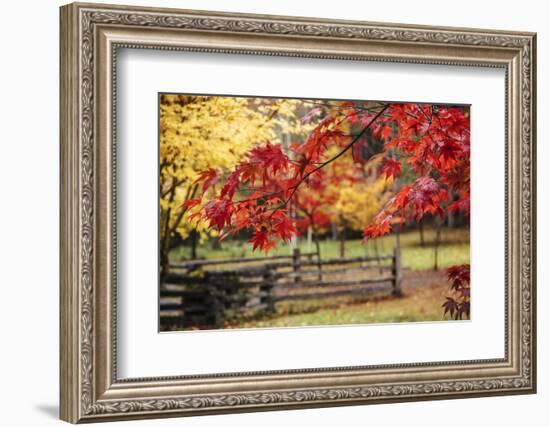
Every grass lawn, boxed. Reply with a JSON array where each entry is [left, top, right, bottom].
[[170, 227, 470, 271]]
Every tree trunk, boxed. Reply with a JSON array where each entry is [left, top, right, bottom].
[[419, 218, 425, 247], [394, 227, 401, 254], [212, 238, 222, 250], [159, 183, 198, 280], [331, 221, 338, 241], [392, 169, 402, 257], [312, 227, 323, 281], [447, 210, 455, 228], [159, 178, 177, 281], [339, 219, 346, 258], [190, 228, 198, 259], [307, 226, 312, 253], [160, 250, 170, 282]]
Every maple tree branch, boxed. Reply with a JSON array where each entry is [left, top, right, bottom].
[[282, 103, 390, 206], [199, 103, 391, 233], [231, 110, 365, 206], [255, 104, 390, 218], [161, 178, 186, 198]]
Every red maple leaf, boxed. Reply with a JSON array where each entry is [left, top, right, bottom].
[[448, 191, 470, 216], [380, 125, 394, 141], [220, 170, 241, 199], [271, 211, 297, 242], [442, 298, 458, 318], [363, 212, 393, 240], [248, 229, 277, 254], [249, 142, 289, 179], [181, 198, 201, 210], [203, 198, 233, 231], [194, 168, 218, 192], [443, 265, 470, 319], [380, 158, 402, 180]]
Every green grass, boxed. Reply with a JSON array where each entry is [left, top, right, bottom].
[[170, 227, 470, 271]]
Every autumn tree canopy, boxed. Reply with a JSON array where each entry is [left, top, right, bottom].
[[186, 101, 470, 251]]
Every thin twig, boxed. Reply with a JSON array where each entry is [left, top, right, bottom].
[[281, 104, 390, 206]]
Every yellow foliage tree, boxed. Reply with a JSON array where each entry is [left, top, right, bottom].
[[159, 94, 313, 274], [333, 177, 391, 231], [323, 148, 392, 256]]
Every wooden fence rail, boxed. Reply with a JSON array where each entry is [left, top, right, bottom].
[[170, 251, 318, 271], [160, 247, 402, 330]]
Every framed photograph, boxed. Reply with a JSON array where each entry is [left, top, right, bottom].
[[60, 2, 536, 423]]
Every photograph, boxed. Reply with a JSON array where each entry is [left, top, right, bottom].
[[159, 94, 471, 331], [55, 2, 536, 423]]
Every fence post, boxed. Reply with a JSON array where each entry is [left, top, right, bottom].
[[206, 272, 225, 328], [391, 247, 403, 296], [260, 266, 276, 314], [292, 247, 301, 284]]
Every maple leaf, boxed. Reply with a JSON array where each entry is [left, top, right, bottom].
[[457, 302, 470, 319], [380, 125, 394, 141], [271, 211, 297, 242], [249, 142, 289, 178], [443, 264, 470, 318], [300, 116, 346, 163], [220, 170, 241, 199], [203, 198, 233, 231], [446, 264, 470, 289], [237, 162, 259, 185], [248, 229, 277, 254], [280, 177, 300, 199], [390, 185, 411, 210], [194, 168, 218, 192], [448, 192, 470, 216], [380, 158, 402, 180], [442, 297, 457, 318], [436, 139, 462, 169], [403, 114, 430, 137], [363, 212, 393, 240], [180, 198, 201, 210], [459, 287, 471, 298], [346, 110, 359, 124], [229, 206, 251, 234]]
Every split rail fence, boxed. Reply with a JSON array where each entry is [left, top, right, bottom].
[[160, 248, 402, 329]]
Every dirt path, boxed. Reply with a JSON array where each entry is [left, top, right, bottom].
[[401, 269, 447, 290]]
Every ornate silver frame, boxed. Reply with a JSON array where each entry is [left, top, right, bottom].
[[60, 2, 536, 423]]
